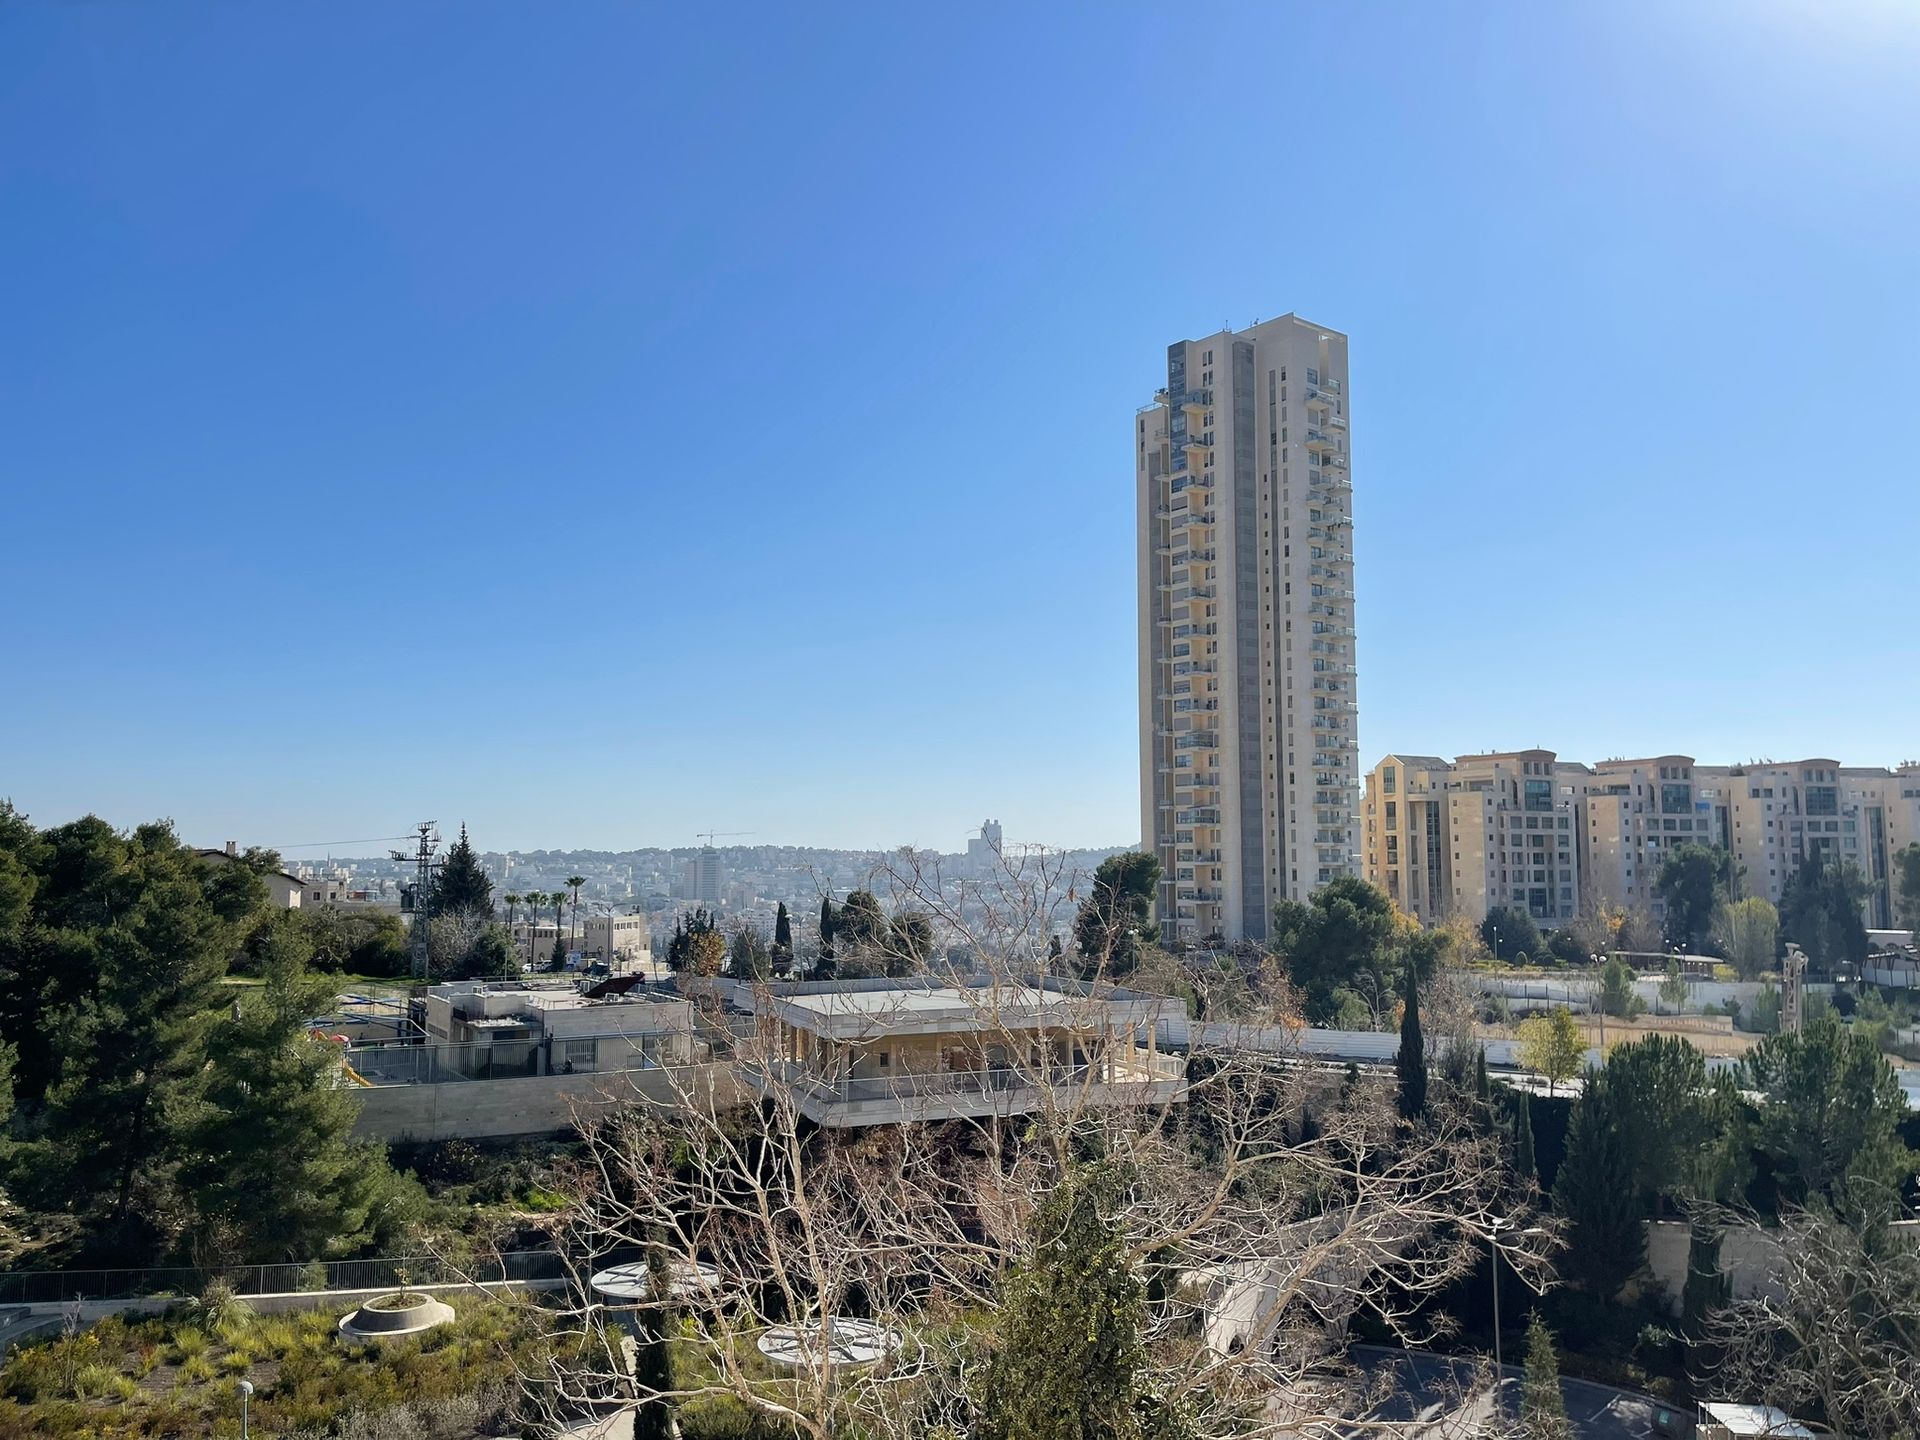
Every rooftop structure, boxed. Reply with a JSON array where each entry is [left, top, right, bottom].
[[743, 977, 1186, 1127]]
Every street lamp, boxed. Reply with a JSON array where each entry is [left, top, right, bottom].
[[1590, 953, 1606, 1052], [237, 1379, 254, 1438], [1492, 925, 1501, 965], [1488, 1215, 1547, 1398]]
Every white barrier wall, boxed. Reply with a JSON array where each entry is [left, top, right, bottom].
[[351, 1063, 740, 1142]]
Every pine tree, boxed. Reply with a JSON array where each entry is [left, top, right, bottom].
[[184, 919, 411, 1260], [1396, 965, 1427, 1119], [431, 824, 494, 916], [1553, 1075, 1647, 1298], [1519, 1313, 1574, 1440], [1513, 1089, 1537, 1185]]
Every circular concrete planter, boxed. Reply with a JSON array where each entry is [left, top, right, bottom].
[[338, 1291, 455, 1342], [756, 1317, 900, 1370]]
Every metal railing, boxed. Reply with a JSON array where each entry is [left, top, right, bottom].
[[754, 1054, 1185, 1108]]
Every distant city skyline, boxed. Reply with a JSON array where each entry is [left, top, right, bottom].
[[5, 3, 1918, 853]]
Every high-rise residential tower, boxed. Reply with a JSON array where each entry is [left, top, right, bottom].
[[1136, 315, 1359, 944]]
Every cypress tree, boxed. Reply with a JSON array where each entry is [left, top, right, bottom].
[[1396, 966, 1427, 1119], [630, 1241, 676, 1440], [773, 901, 792, 955], [1476, 1045, 1492, 1104], [977, 1164, 1162, 1440], [1513, 1089, 1537, 1185], [816, 896, 837, 979], [1519, 1313, 1574, 1440]]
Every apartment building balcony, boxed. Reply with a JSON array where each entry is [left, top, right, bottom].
[[1171, 622, 1218, 638], [1176, 887, 1222, 903], [1172, 699, 1218, 714], [1176, 808, 1221, 825], [1182, 849, 1223, 864], [1174, 731, 1218, 749], [1304, 430, 1336, 453]]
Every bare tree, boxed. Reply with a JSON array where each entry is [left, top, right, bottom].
[[1702, 1204, 1919, 1440], [503, 849, 1553, 1439]]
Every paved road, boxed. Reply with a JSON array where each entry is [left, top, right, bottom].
[[1351, 1345, 1661, 1440]]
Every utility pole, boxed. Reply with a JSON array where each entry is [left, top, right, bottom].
[[391, 822, 442, 980]]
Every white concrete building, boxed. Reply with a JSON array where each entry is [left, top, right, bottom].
[[1138, 315, 1359, 944], [743, 977, 1185, 1127]]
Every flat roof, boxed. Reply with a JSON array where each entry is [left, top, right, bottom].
[[1701, 1405, 1814, 1438], [760, 980, 1169, 1041], [779, 985, 1056, 1020]]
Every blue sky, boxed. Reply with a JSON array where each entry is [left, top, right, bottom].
[[3, 2, 1917, 855]]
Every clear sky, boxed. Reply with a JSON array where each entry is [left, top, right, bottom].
[[3, 2, 1917, 856]]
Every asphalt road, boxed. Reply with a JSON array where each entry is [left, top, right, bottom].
[[1351, 1344, 1662, 1440]]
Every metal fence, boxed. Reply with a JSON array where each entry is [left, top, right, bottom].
[[0, 1249, 579, 1306]]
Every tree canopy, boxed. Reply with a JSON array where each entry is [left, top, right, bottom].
[[1653, 843, 1734, 951], [1270, 877, 1443, 1026], [1715, 896, 1780, 980], [1777, 855, 1869, 975], [1072, 852, 1161, 979], [0, 805, 417, 1264], [1743, 1009, 1915, 1211], [976, 1162, 1184, 1440], [1515, 1009, 1584, 1095], [1480, 905, 1541, 964], [430, 823, 493, 917], [1553, 1071, 1647, 1298]]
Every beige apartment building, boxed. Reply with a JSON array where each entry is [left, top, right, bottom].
[[1365, 751, 1920, 932], [1137, 315, 1359, 944]]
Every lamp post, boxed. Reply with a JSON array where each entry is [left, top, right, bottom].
[[237, 1379, 254, 1439], [1492, 925, 1501, 965], [1590, 953, 1605, 1053]]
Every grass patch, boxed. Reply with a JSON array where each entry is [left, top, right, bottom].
[[0, 1296, 551, 1439]]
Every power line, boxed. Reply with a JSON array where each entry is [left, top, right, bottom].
[[275, 835, 417, 851]]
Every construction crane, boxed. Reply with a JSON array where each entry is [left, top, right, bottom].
[[696, 830, 754, 847]]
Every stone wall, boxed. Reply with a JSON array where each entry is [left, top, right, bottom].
[[1642, 1219, 1785, 1314], [351, 1063, 741, 1143]]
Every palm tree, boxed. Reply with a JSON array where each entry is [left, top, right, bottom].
[[505, 891, 522, 929], [566, 874, 587, 955]]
